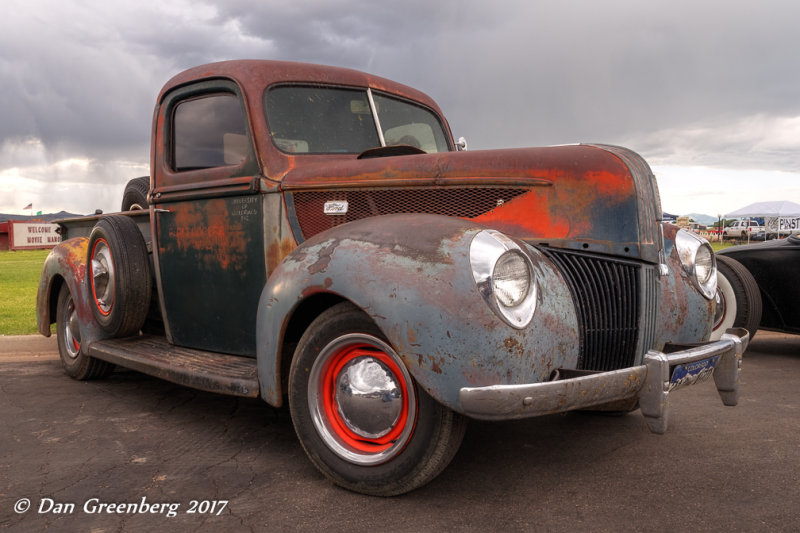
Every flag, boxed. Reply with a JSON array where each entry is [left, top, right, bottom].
[[23, 203, 32, 210]]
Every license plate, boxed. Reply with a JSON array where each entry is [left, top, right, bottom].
[[669, 355, 719, 391]]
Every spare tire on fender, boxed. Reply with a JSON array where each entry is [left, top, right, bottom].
[[87, 215, 152, 337]]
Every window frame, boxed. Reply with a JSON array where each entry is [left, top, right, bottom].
[[160, 80, 258, 179], [169, 89, 250, 172]]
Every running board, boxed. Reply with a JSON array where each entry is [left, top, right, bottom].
[[88, 335, 260, 398]]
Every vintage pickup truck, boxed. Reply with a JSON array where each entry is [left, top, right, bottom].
[[37, 60, 748, 496]]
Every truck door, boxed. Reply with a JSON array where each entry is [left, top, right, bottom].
[[152, 81, 265, 356]]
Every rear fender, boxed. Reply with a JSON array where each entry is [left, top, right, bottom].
[[256, 214, 579, 411], [37, 237, 106, 350]]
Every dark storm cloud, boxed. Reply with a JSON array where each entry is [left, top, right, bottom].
[[1, 3, 230, 161], [6, 0, 800, 157], [431, 1, 800, 156], [2, 0, 800, 214], [207, 0, 800, 166]]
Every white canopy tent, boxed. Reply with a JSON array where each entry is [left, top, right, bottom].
[[724, 200, 800, 218], [725, 200, 800, 240]]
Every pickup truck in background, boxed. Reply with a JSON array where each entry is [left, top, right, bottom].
[[723, 218, 765, 240], [37, 60, 748, 496]]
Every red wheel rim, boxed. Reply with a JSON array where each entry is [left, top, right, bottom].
[[308, 334, 418, 465], [320, 344, 411, 453]]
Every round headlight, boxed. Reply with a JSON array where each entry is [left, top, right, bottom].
[[674, 229, 717, 300], [492, 251, 530, 308], [695, 245, 714, 285], [470, 230, 538, 328]]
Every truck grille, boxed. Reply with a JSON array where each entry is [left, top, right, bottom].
[[288, 186, 530, 240], [542, 248, 658, 371]]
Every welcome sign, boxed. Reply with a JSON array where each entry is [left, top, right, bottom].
[[9, 221, 62, 250]]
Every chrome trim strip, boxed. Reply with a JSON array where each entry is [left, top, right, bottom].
[[367, 88, 386, 147]]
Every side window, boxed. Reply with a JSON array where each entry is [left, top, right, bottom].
[[172, 93, 249, 171], [372, 93, 450, 153]]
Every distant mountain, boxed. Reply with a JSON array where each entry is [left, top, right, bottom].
[[0, 211, 83, 223], [683, 213, 718, 226]]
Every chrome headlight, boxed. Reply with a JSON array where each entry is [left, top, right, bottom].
[[675, 229, 717, 300], [470, 230, 538, 328]]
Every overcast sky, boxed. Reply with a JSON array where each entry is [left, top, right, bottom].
[[2, 0, 799, 218]]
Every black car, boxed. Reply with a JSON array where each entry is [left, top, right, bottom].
[[713, 235, 800, 339]]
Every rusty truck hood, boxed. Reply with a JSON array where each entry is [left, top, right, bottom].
[[280, 144, 662, 262]]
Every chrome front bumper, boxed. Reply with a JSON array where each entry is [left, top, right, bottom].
[[459, 328, 749, 434]]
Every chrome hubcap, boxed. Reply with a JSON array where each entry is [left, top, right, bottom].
[[713, 287, 726, 330], [91, 240, 115, 314], [63, 295, 81, 359], [334, 357, 403, 440], [308, 333, 416, 466]]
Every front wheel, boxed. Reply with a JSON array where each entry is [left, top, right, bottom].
[[288, 302, 466, 496]]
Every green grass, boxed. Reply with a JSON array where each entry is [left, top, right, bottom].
[[0, 249, 50, 335], [711, 242, 735, 252]]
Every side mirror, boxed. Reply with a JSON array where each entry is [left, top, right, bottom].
[[455, 136, 468, 151]]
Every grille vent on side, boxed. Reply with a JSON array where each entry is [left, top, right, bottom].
[[542, 248, 643, 371], [637, 264, 659, 359], [289, 186, 530, 240]]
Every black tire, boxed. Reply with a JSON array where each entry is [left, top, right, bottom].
[[288, 302, 466, 496], [87, 215, 152, 337], [711, 255, 762, 341], [56, 284, 114, 380], [121, 176, 149, 211]]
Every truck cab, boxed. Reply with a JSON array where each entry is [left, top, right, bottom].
[[37, 60, 748, 496]]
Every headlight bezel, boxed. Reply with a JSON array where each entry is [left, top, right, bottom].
[[675, 229, 717, 300], [469, 230, 538, 328]]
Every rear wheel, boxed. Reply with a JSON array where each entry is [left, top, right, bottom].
[[88, 215, 152, 337], [711, 255, 762, 341], [288, 302, 466, 496], [56, 284, 114, 379]]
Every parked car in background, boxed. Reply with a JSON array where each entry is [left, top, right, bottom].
[[715, 235, 800, 337], [723, 218, 764, 240]]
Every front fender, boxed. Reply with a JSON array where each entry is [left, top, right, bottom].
[[256, 214, 579, 412], [36, 237, 105, 350], [657, 224, 715, 344]]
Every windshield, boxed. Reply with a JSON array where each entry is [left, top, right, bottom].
[[265, 85, 450, 154]]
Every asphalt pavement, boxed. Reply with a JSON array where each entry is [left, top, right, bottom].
[[1, 331, 799, 532]]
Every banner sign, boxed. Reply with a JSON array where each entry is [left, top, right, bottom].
[[765, 217, 800, 235], [9, 221, 62, 250]]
